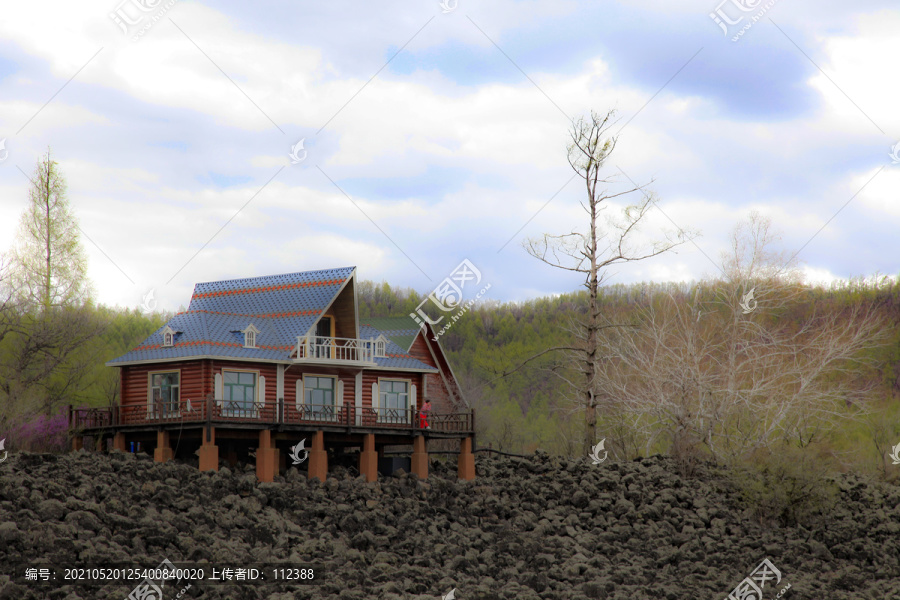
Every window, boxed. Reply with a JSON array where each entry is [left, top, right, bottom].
[[241, 324, 260, 349], [304, 376, 336, 421], [161, 325, 176, 348], [363, 336, 386, 359], [151, 372, 180, 417], [379, 380, 408, 423], [223, 371, 257, 417]]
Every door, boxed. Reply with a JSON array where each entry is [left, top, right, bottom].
[[315, 317, 332, 358]]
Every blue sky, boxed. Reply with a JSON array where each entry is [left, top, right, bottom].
[[0, 0, 897, 312]]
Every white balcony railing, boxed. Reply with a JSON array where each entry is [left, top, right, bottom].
[[295, 335, 385, 363]]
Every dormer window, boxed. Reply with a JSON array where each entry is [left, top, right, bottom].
[[374, 335, 387, 358], [242, 324, 260, 349], [161, 325, 177, 348], [364, 335, 387, 358]]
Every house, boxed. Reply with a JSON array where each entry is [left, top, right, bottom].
[[68, 267, 476, 482]]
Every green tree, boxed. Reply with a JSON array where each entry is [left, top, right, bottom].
[[0, 150, 99, 426], [9, 149, 91, 309]]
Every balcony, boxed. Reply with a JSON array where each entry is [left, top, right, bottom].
[[294, 334, 385, 365], [68, 398, 475, 434]]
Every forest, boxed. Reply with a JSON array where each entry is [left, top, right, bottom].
[[4, 135, 900, 485], [3, 273, 900, 474]]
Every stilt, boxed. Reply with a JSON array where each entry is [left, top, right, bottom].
[[256, 430, 279, 483], [154, 430, 174, 463], [71, 435, 84, 451], [359, 433, 377, 482], [308, 430, 328, 481], [458, 436, 475, 480], [113, 432, 127, 452], [198, 427, 219, 472], [411, 435, 428, 479]]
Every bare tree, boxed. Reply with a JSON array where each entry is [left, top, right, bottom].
[[523, 109, 696, 455], [594, 212, 890, 463]]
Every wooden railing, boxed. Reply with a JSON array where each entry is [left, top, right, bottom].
[[295, 335, 385, 363], [68, 399, 474, 434]]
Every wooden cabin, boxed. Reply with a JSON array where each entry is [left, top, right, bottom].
[[69, 267, 476, 482]]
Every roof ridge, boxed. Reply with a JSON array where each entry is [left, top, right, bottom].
[[176, 308, 323, 319]]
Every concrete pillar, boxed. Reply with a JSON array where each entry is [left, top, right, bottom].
[[458, 436, 475, 480], [154, 430, 174, 463], [113, 432, 127, 452], [256, 429, 279, 483], [198, 427, 219, 472], [71, 435, 84, 452], [308, 430, 328, 481], [411, 435, 428, 479], [359, 433, 377, 482]]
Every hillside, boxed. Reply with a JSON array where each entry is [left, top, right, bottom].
[[1, 451, 898, 599]]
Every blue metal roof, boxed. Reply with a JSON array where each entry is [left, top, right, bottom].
[[359, 325, 436, 371], [107, 267, 436, 372]]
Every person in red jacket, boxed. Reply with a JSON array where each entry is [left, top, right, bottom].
[[420, 399, 432, 430]]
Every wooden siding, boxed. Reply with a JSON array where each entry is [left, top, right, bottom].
[[330, 278, 357, 339], [212, 360, 279, 405], [121, 360, 434, 409], [121, 360, 207, 406], [283, 366, 355, 405], [408, 334, 436, 367]]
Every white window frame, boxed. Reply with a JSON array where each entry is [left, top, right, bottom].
[[161, 325, 176, 348], [241, 324, 260, 349], [148, 370, 181, 418], [374, 335, 387, 358]]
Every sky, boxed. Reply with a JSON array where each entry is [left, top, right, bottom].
[[0, 0, 898, 313]]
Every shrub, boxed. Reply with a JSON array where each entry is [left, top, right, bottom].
[[728, 445, 839, 528], [0, 409, 70, 453]]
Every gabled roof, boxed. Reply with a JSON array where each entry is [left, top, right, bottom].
[[360, 316, 423, 352], [106, 268, 437, 372], [108, 267, 354, 365]]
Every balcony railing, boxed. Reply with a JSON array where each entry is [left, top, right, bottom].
[[68, 398, 474, 434], [294, 335, 385, 363]]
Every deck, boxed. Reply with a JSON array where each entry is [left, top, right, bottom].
[[68, 398, 475, 438]]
